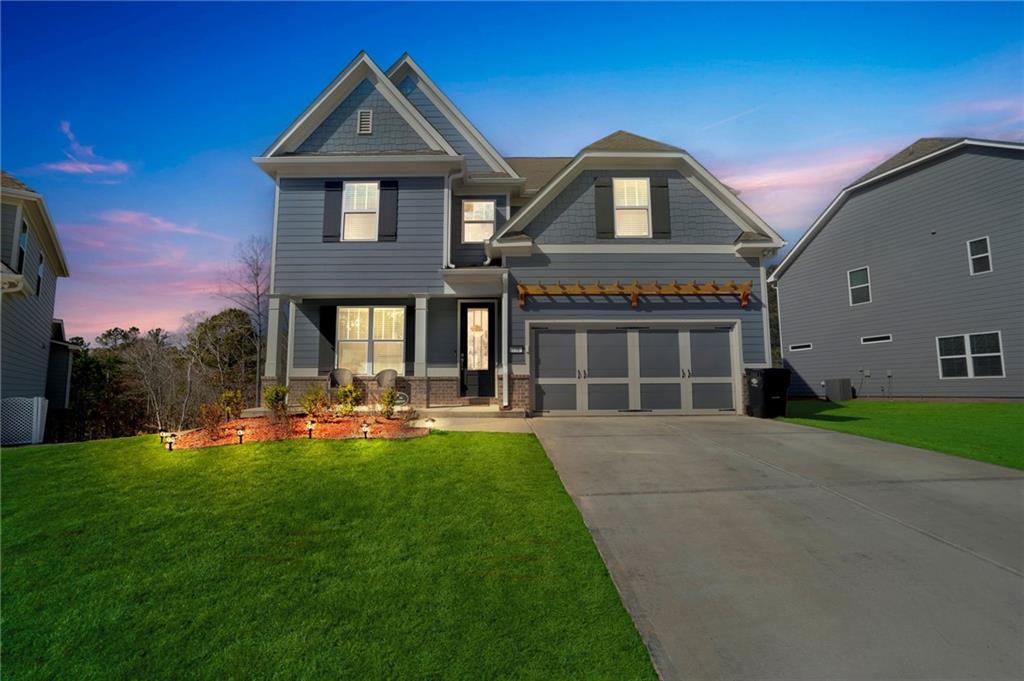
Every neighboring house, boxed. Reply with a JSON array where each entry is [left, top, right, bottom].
[[255, 52, 785, 414], [770, 138, 1023, 399], [1, 172, 72, 444]]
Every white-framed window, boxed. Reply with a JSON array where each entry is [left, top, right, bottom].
[[788, 343, 813, 352], [612, 178, 651, 238], [36, 255, 44, 297], [342, 181, 379, 241], [462, 200, 496, 243], [15, 221, 28, 274], [847, 266, 871, 306], [936, 331, 1004, 379], [861, 334, 892, 345], [357, 109, 373, 135], [967, 237, 992, 275], [336, 305, 405, 376]]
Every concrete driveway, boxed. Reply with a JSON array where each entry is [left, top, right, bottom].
[[529, 416, 1024, 680]]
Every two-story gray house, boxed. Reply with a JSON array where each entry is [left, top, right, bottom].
[[255, 52, 785, 414], [771, 138, 1023, 399], [1, 172, 73, 444]]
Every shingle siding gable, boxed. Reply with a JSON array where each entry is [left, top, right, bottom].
[[295, 79, 432, 155], [397, 75, 494, 174], [525, 169, 742, 244]]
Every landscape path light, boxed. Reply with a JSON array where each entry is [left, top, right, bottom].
[[361, 421, 370, 439], [306, 420, 315, 439], [167, 433, 177, 452], [236, 426, 245, 445], [424, 417, 436, 431], [159, 430, 168, 444]]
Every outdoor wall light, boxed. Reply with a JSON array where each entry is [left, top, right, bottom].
[[236, 426, 245, 445], [361, 421, 370, 439], [306, 420, 315, 439], [167, 433, 177, 452]]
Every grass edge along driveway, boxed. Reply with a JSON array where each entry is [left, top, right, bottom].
[[780, 400, 1024, 470], [2, 432, 657, 680]]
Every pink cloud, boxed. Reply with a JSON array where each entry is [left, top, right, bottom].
[[39, 121, 131, 178], [714, 144, 893, 235]]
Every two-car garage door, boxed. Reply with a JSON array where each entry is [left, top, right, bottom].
[[533, 323, 738, 414]]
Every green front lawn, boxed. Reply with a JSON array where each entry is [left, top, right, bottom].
[[2, 433, 655, 680], [781, 400, 1024, 470]]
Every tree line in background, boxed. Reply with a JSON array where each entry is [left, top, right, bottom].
[[49, 237, 270, 442]]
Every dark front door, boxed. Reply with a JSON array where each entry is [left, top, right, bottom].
[[460, 302, 496, 397]]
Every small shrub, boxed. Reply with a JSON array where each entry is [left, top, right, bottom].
[[336, 383, 362, 416], [198, 402, 227, 438], [263, 384, 290, 420], [378, 387, 398, 418], [301, 386, 330, 420], [219, 390, 244, 420]]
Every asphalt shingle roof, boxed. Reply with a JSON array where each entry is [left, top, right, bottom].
[[505, 157, 573, 193], [582, 130, 684, 154], [1, 171, 34, 193], [851, 137, 965, 186]]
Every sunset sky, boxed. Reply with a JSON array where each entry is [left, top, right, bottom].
[[2, 2, 1022, 341]]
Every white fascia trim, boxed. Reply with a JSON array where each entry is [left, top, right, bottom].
[[253, 154, 463, 179], [492, 151, 784, 248], [386, 55, 519, 178], [769, 138, 1024, 283], [3, 189, 70, 277], [262, 51, 456, 158], [534, 243, 737, 254]]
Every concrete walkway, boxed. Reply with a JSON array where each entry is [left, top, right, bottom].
[[529, 416, 1024, 680]]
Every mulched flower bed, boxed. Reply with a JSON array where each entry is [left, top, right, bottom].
[[176, 415, 427, 450]]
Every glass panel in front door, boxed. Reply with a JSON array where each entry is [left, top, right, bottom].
[[467, 308, 489, 371]]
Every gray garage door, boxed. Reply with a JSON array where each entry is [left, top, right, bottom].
[[533, 324, 737, 414]]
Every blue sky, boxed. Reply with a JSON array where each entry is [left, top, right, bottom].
[[3, 2, 1022, 339]]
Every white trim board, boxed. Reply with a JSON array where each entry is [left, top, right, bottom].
[[262, 51, 456, 158], [770, 138, 1024, 283]]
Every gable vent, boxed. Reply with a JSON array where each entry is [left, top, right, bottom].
[[357, 109, 373, 135]]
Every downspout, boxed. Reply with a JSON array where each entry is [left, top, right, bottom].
[[501, 271, 510, 409], [443, 166, 465, 269]]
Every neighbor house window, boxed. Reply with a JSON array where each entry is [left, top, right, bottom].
[[357, 109, 373, 135], [462, 200, 496, 243], [612, 178, 651, 237], [36, 255, 44, 296], [788, 343, 813, 352], [342, 181, 379, 241], [336, 306, 405, 375], [967, 237, 992, 275], [847, 267, 871, 305], [861, 334, 892, 344], [936, 331, 1004, 379]]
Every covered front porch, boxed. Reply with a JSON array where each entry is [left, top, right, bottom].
[[264, 270, 512, 408]]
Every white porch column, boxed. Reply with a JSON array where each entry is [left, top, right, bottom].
[[414, 296, 428, 377], [264, 297, 282, 379], [501, 272, 510, 408], [285, 298, 297, 387]]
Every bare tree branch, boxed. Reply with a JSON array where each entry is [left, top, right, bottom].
[[219, 235, 270, 405]]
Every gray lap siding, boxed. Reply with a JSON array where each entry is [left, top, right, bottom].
[[779, 147, 1024, 398], [274, 177, 445, 296], [507, 252, 766, 365]]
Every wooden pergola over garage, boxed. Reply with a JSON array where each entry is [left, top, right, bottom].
[[516, 280, 754, 308]]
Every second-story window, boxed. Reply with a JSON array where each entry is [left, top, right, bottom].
[[342, 181, 379, 241], [613, 178, 651, 237], [847, 266, 871, 305], [36, 255, 44, 296], [967, 237, 992, 275], [16, 221, 28, 274], [462, 200, 495, 243]]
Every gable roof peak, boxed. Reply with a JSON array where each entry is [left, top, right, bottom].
[[582, 130, 684, 154], [1, 170, 35, 193], [851, 137, 965, 186]]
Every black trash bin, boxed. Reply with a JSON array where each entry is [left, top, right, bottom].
[[745, 368, 791, 418]]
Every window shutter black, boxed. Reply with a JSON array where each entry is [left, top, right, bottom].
[[318, 306, 337, 374], [377, 180, 399, 242], [594, 176, 614, 239], [322, 181, 342, 242], [651, 177, 671, 239]]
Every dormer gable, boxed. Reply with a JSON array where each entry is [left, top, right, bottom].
[[262, 52, 456, 158]]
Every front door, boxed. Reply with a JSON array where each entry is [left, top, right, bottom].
[[460, 302, 495, 397]]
